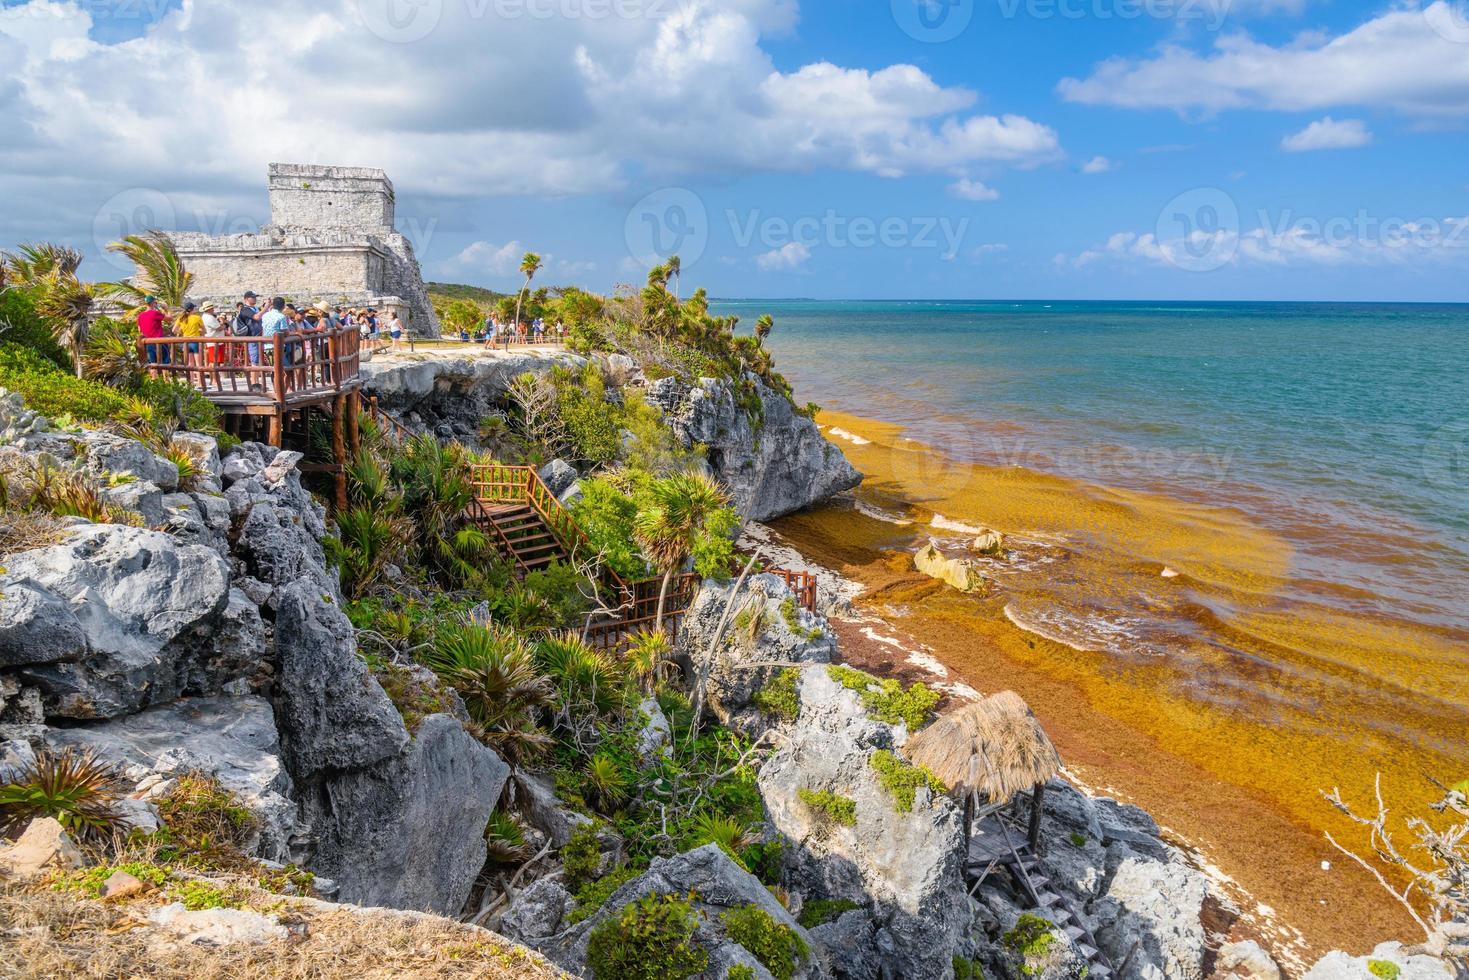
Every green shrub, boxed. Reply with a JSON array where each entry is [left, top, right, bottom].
[[0, 342, 127, 423], [796, 789, 856, 827], [1368, 961, 1401, 980], [55, 861, 169, 898], [953, 954, 986, 980], [779, 598, 823, 642], [568, 865, 640, 926], [726, 968, 756, 980], [585, 892, 709, 980], [1004, 913, 1057, 961], [172, 879, 240, 911], [722, 904, 807, 980], [562, 823, 604, 894], [738, 839, 785, 887], [0, 289, 69, 369], [868, 750, 946, 813], [827, 666, 939, 731], [752, 668, 800, 722], [1069, 832, 1087, 847], [797, 898, 859, 928]]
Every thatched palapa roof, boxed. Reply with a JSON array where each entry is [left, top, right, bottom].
[[902, 690, 1062, 806]]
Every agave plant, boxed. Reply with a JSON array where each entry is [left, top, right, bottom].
[[535, 632, 623, 715], [0, 746, 124, 840], [687, 811, 752, 854], [584, 752, 629, 814], [325, 505, 412, 600], [101, 231, 193, 311], [82, 316, 143, 388], [422, 622, 553, 764]]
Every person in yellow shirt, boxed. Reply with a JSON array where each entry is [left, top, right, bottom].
[[176, 301, 205, 366]]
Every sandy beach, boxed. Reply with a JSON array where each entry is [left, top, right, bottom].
[[754, 408, 1469, 967]]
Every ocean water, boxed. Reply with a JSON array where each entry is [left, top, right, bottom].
[[715, 299, 1469, 631], [710, 299, 1469, 952]]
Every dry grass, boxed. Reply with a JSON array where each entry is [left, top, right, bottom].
[[902, 690, 1062, 806], [0, 876, 566, 980], [0, 505, 66, 555]]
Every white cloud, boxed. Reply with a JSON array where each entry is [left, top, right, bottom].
[[1081, 155, 1115, 174], [755, 242, 811, 271], [452, 240, 526, 276], [0, 0, 1064, 265], [1058, 3, 1469, 118], [1065, 217, 1469, 270], [949, 178, 1000, 201], [967, 243, 1009, 262], [1281, 117, 1372, 152]]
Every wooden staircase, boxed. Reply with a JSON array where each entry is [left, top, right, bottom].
[[966, 814, 1136, 980], [471, 500, 569, 573]]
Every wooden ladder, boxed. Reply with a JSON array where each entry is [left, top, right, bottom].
[[991, 818, 1132, 980]]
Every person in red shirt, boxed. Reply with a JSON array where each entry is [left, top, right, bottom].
[[137, 296, 174, 365]]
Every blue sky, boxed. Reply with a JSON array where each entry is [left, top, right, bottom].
[[2, 0, 1467, 300]]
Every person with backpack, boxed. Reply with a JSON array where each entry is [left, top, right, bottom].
[[235, 291, 263, 368]]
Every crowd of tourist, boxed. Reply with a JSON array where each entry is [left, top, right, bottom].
[[471, 314, 566, 348], [135, 290, 413, 394]]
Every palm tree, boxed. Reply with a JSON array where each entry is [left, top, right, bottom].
[[512, 251, 541, 335], [101, 232, 193, 311], [2, 243, 95, 377], [633, 470, 732, 631], [755, 314, 773, 346], [665, 254, 681, 303]]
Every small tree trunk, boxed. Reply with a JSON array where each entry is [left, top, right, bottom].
[[687, 553, 761, 746], [654, 567, 674, 632]]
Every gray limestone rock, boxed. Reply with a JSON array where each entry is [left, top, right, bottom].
[[44, 696, 300, 861], [299, 714, 509, 915], [758, 669, 969, 980], [3, 525, 231, 719], [676, 574, 836, 734], [646, 375, 861, 521], [499, 876, 575, 943], [272, 578, 408, 778], [540, 844, 826, 980], [76, 430, 178, 492]]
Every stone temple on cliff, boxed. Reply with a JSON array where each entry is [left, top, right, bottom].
[[168, 163, 440, 336]]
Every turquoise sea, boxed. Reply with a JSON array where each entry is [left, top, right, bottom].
[[713, 299, 1469, 633]]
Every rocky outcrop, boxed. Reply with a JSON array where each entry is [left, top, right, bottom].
[[360, 349, 583, 442], [1303, 943, 1459, 980], [759, 669, 969, 980], [540, 843, 826, 980], [1, 525, 232, 719], [675, 573, 836, 734], [298, 713, 509, 914], [646, 375, 861, 521], [44, 695, 302, 862], [914, 543, 986, 593]]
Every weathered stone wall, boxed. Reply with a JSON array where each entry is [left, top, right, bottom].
[[268, 163, 394, 232], [166, 164, 439, 336]]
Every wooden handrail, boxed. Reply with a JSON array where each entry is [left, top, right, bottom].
[[137, 327, 363, 406]]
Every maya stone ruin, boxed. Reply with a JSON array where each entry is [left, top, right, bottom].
[[168, 163, 440, 337]]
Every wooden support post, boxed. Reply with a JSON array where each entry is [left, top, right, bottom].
[[346, 390, 361, 458], [1028, 781, 1046, 854], [267, 411, 283, 448], [331, 393, 348, 514]]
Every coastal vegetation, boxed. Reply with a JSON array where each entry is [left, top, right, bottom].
[[868, 749, 946, 814]]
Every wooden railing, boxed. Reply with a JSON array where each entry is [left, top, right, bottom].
[[466, 463, 820, 650], [766, 568, 818, 613], [138, 328, 362, 408], [365, 395, 415, 445]]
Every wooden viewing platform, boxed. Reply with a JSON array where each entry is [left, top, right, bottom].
[[140, 329, 365, 508]]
